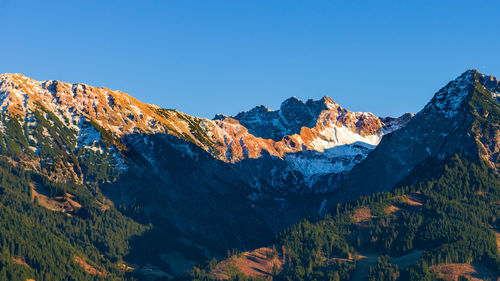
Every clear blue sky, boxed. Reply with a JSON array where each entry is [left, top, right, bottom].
[[1, 0, 499, 118]]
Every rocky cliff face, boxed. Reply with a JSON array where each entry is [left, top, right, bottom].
[[220, 96, 379, 141], [220, 95, 406, 150], [0, 73, 409, 187]]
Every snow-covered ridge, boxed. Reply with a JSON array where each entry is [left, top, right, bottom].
[[219, 95, 410, 153], [422, 69, 500, 118], [429, 70, 476, 118], [229, 95, 409, 140], [0, 73, 167, 136], [0, 73, 409, 165]]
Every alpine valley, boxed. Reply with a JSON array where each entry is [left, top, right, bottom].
[[0, 70, 498, 281]]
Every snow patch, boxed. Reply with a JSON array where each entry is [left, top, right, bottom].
[[309, 126, 382, 151], [285, 142, 374, 187], [425, 70, 475, 118], [77, 121, 102, 148]]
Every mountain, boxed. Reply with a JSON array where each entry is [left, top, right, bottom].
[[0, 73, 410, 279], [338, 69, 500, 199], [194, 70, 500, 281], [0, 73, 407, 181], [217, 96, 409, 142], [216, 96, 411, 190], [0, 70, 497, 280], [0, 72, 413, 197]]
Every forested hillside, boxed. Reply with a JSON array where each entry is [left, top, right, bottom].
[[0, 156, 148, 280], [191, 155, 500, 281]]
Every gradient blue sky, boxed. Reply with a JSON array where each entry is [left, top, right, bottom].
[[1, 0, 499, 118]]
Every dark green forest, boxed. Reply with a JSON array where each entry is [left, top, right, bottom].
[[0, 156, 149, 280]]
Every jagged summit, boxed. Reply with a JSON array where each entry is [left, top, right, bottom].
[[0, 73, 409, 170], [229, 95, 402, 141]]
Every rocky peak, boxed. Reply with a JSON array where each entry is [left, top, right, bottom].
[[421, 69, 500, 119], [213, 113, 228, 120], [479, 72, 500, 102], [341, 69, 500, 196], [280, 96, 303, 108], [0, 73, 171, 137], [248, 105, 271, 114], [421, 69, 478, 118], [380, 113, 414, 133], [231, 95, 398, 141], [278, 97, 321, 136]]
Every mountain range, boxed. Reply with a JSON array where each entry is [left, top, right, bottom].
[[0, 69, 497, 280]]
